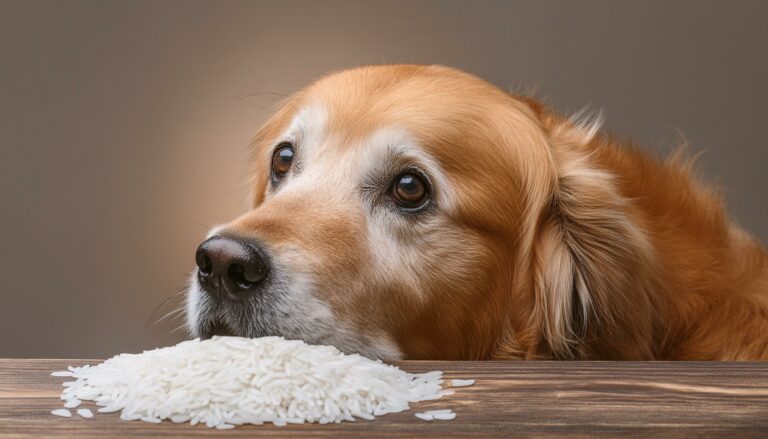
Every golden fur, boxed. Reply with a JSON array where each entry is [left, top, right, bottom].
[[221, 65, 768, 360]]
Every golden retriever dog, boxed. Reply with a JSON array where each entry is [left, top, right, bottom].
[[186, 65, 768, 360]]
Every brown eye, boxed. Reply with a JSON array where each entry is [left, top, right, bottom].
[[271, 143, 294, 178], [392, 173, 428, 209]]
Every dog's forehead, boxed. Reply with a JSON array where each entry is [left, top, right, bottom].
[[284, 79, 464, 163], [284, 104, 443, 176], [282, 103, 422, 162], [289, 67, 475, 154]]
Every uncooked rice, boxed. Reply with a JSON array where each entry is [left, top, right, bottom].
[[414, 409, 457, 421], [51, 336, 468, 428], [51, 409, 71, 418], [414, 412, 434, 421], [76, 408, 94, 418], [451, 379, 475, 387]]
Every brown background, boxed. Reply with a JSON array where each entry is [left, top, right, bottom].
[[0, 0, 766, 358]]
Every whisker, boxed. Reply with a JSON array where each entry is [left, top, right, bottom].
[[153, 305, 186, 326], [235, 98, 273, 112], [147, 288, 187, 328], [170, 322, 191, 335], [220, 91, 288, 100]]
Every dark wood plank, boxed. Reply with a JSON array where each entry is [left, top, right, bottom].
[[1, 359, 767, 438]]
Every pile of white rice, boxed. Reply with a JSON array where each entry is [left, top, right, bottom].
[[51, 336, 470, 429]]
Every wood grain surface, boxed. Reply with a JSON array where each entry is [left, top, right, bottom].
[[0, 359, 766, 438]]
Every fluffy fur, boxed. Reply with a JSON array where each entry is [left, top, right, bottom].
[[187, 65, 768, 360]]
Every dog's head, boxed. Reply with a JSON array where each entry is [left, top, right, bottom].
[[186, 65, 656, 360]]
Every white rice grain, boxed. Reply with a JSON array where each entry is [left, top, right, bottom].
[[77, 408, 94, 418], [432, 411, 457, 420], [63, 399, 81, 408], [51, 409, 71, 418], [417, 409, 456, 421], [451, 379, 475, 387]]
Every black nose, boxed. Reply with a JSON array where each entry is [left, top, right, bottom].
[[195, 236, 269, 298]]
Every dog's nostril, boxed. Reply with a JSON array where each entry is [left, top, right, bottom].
[[195, 249, 213, 275], [227, 263, 247, 284], [226, 254, 267, 286]]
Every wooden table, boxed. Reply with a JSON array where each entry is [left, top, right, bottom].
[[1, 359, 766, 437]]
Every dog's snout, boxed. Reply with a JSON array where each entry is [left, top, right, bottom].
[[195, 236, 269, 298]]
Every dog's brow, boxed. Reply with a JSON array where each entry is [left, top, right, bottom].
[[279, 104, 328, 146]]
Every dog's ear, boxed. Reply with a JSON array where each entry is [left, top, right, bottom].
[[530, 111, 659, 359]]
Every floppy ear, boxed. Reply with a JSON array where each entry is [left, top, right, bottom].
[[531, 112, 659, 359]]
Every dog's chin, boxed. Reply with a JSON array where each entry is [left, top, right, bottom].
[[199, 318, 236, 339], [197, 316, 278, 340]]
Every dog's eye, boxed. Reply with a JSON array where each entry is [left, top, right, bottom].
[[271, 142, 294, 179], [392, 173, 428, 210]]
